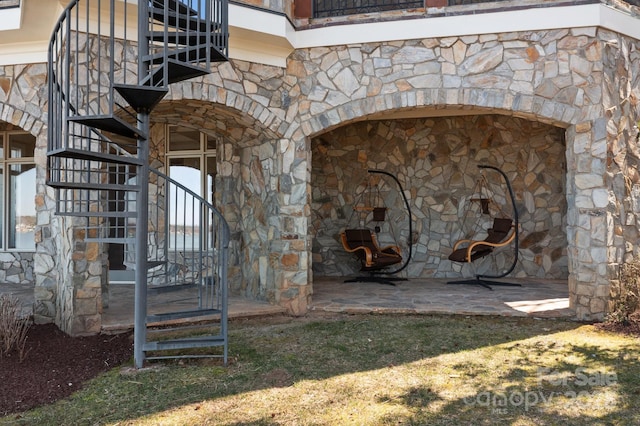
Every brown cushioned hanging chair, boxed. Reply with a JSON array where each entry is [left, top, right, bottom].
[[341, 228, 403, 271], [448, 217, 515, 263], [447, 165, 521, 289]]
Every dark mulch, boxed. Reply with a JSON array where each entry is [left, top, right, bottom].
[[0, 323, 133, 416], [596, 319, 640, 338]]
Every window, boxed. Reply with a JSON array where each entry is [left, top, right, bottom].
[[166, 125, 218, 249], [0, 131, 36, 250], [166, 125, 217, 205], [0, 1, 22, 32]]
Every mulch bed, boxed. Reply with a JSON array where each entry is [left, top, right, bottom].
[[0, 323, 133, 416]]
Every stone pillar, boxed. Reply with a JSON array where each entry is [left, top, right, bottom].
[[239, 137, 311, 315], [600, 32, 640, 319], [565, 119, 610, 321], [216, 140, 242, 292], [272, 138, 312, 315], [53, 223, 104, 336], [33, 135, 58, 325]]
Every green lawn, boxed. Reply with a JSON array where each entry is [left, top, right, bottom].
[[3, 314, 639, 425]]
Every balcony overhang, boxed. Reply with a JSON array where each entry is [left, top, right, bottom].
[[229, 2, 640, 67], [1, 2, 639, 68], [292, 3, 640, 47], [229, 3, 294, 68]]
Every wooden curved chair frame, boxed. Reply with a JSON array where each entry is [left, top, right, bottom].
[[341, 229, 403, 271], [448, 218, 516, 263]]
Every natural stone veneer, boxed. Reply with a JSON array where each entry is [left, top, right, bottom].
[[1, 23, 639, 330], [311, 115, 568, 281]]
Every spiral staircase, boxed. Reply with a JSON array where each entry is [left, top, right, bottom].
[[47, 0, 230, 368]]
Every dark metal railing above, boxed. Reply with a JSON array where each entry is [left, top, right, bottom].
[[313, 0, 423, 18], [310, 0, 636, 19]]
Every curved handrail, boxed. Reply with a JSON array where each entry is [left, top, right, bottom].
[[149, 167, 230, 249]]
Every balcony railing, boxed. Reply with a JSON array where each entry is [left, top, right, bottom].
[[313, 0, 423, 18], [309, 0, 639, 19], [312, 0, 519, 18]]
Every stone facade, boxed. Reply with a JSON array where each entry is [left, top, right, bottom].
[[0, 252, 33, 284], [1, 19, 639, 331]]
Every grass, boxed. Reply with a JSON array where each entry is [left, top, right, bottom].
[[2, 313, 640, 425]]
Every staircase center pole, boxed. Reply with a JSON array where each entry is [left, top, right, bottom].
[[134, 114, 150, 368], [133, 0, 151, 369]]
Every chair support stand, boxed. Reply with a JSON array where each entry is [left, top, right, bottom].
[[447, 165, 520, 290], [447, 276, 521, 290], [344, 275, 408, 286]]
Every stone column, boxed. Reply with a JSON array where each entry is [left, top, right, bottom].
[[272, 138, 312, 315], [235, 136, 311, 315], [53, 219, 104, 336], [216, 139, 243, 292], [565, 118, 610, 321]]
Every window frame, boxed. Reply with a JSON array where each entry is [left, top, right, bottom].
[[0, 130, 36, 252], [165, 125, 218, 205]]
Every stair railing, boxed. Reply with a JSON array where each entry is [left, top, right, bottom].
[[47, 0, 231, 366]]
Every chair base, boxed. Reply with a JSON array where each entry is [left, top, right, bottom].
[[344, 275, 408, 286], [447, 277, 521, 290]]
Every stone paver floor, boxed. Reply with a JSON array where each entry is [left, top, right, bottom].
[[1, 275, 573, 334], [311, 276, 572, 318]]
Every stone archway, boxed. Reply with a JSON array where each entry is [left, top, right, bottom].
[[281, 31, 630, 321], [310, 113, 568, 283], [149, 99, 310, 309]]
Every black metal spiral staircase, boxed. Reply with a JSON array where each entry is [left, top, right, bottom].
[[47, 0, 230, 368]]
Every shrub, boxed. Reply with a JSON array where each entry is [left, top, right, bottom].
[[608, 258, 640, 324], [0, 294, 31, 362]]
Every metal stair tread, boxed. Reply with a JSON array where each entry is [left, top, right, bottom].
[[150, 9, 210, 32], [142, 59, 209, 86], [46, 180, 141, 191], [68, 115, 147, 140], [113, 84, 168, 113], [149, 31, 214, 45], [48, 210, 137, 218], [143, 335, 225, 352], [145, 44, 228, 65], [147, 260, 168, 270], [146, 308, 222, 323], [47, 147, 143, 165], [148, 282, 199, 294]]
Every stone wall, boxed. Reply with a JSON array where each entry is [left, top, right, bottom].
[[0, 63, 57, 325], [0, 252, 33, 284], [601, 30, 640, 315], [158, 25, 636, 319], [311, 115, 568, 279], [2, 14, 638, 326]]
